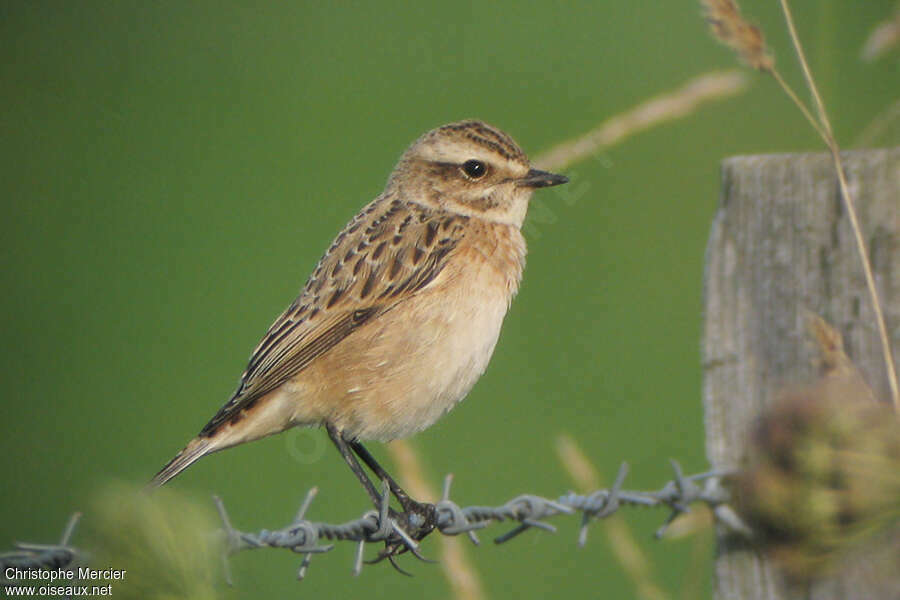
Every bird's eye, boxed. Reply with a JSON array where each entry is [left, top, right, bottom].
[[461, 159, 487, 179]]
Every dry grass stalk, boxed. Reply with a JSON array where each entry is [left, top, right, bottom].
[[387, 439, 486, 600], [700, 0, 773, 71], [776, 0, 900, 412], [534, 70, 748, 172], [861, 4, 900, 61], [702, 0, 899, 411], [701, 0, 825, 139], [806, 312, 878, 404], [555, 434, 670, 600]]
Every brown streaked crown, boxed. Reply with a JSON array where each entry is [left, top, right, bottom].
[[420, 120, 530, 165]]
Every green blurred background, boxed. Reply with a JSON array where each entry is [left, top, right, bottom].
[[2, 1, 897, 598]]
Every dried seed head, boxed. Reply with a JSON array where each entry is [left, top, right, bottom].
[[701, 0, 775, 71], [733, 378, 900, 580]]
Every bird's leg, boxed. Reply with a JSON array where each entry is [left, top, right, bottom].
[[327, 425, 436, 564], [325, 423, 382, 507], [349, 441, 410, 508], [349, 440, 436, 541]]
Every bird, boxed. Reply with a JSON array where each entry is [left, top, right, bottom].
[[150, 120, 568, 532]]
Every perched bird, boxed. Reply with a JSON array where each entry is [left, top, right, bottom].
[[150, 120, 567, 522]]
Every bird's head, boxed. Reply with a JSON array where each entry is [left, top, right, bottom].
[[388, 120, 568, 227]]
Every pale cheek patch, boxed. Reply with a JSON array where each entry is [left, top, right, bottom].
[[444, 192, 530, 227]]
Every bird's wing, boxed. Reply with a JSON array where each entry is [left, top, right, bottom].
[[198, 196, 469, 437]]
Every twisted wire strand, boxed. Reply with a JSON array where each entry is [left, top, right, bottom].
[[1, 461, 746, 582]]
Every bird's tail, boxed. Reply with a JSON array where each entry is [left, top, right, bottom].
[[148, 437, 215, 488]]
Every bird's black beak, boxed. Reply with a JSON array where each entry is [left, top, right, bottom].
[[518, 168, 569, 188]]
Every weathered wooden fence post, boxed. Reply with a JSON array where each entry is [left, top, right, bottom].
[[702, 148, 899, 600]]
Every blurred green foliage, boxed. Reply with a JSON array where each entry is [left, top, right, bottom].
[[86, 484, 220, 600], [2, 1, 897, 598]]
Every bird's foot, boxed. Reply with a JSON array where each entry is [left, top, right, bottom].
[[368, 500, 438, 572], [397, 498, 437, 542]]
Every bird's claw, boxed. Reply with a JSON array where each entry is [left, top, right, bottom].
[[371, 501, 438, 571]]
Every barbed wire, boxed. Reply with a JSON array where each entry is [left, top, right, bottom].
[[0, 513, 84, 581], [1, 460, 750, 583]]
